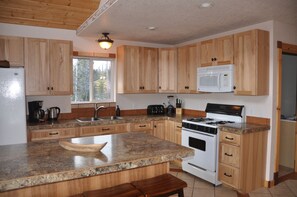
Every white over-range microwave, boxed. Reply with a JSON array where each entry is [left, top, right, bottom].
[[197, 64, 234, 92]]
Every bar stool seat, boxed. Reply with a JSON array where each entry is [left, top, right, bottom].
[[131, 174, 187, 197], [83, 183, 144, 197]]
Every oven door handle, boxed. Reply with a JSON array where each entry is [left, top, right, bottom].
[[182, 128, 215, 137]]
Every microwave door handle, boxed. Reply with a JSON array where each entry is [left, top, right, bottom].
[[217, 74, 221, 90]]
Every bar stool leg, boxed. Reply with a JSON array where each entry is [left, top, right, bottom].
[[178, 189, 184, 197]]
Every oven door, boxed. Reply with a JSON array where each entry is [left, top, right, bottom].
[[182, 128, 217, 172]]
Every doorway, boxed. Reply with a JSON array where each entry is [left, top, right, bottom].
[[276, 42, 297, 182]]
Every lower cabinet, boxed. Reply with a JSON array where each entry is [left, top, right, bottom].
[[30, 127, 78, 141], [174, 122, 182, 145], [152, 120, 166, 139], [218, 130, 268, 194], [130, 122, 152, 134], [80, 123, 129, 137]]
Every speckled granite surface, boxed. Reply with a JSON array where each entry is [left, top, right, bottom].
[[27, 115, 184, 130], [220, 123, 270, 134], [0, 132, 193, 192]]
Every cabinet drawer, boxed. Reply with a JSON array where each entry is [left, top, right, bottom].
[[220, 143, 240, 168], [115, 123, 130, 133], [131, 123, 151, 132], [80, 125, 115, 136], [219, 163, 239, 189], [220, 131, 241, 146], [31, 128, 77, 141]]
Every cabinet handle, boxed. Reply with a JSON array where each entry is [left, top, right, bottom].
[[154, 125, 157, 128], [177, 126, 182, 129], [224, 173, 232, 177], [142, 86, 145, 90], [139, 125, 147, 128], [49, 132, 59, 136], [225, 136, 234, 140], [213, 58, 217, 61], [185, 86, 189, 89], [233, 86, 236, 90], [51, 87, 54, 90], [159, 86, 161, 89], [211, 58, 214, 61], [224, 153, 233, 157], [102, 128, 110, 131], [47, 87, 50, 90]]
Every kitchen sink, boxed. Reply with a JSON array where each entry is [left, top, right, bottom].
[[76, 117, 103, 122], [76, 116, 123, 122]]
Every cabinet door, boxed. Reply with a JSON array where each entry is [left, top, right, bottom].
[[234, 30, 269, 95], [177, 44, 198, 93], [153, 120, 165, 139], [158, 48, 177, 93], [215, 35, 234, 65], [165, 120, 175, 143], [25, 38, 50, 95], [139, 47, 158, 93], [0, 36, 24, 67], [49, 40, 73, 95], [175, 122, 182, 144], [200, 39, 214, 67]]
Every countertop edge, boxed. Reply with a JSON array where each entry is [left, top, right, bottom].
[[0, 150, 194, 192]]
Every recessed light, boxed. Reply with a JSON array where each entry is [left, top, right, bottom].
[[146, 26, 157, 31], [199, 2, 214, 8]]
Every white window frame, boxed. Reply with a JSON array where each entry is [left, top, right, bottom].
[[71, 56, 115, 104]]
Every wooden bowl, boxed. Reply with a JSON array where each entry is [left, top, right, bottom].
[[59, 140, 107, 152]]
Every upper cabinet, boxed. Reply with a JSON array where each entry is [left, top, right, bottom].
[[200, 35, 233, 67], [0, 35, 24, 67], [25, 38, 73, 96], [233, 29, 269, 95], [117, 45, 158, 93], [177, 44, 199, 93], [158, 48, 177, 93]]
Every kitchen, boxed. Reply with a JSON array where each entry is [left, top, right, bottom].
[[1, 0, 297, 196]]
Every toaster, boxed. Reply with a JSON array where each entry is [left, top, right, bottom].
[[147, 105, 165, 115]]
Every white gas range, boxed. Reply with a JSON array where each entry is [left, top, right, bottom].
[[181, 103, 244, 186]]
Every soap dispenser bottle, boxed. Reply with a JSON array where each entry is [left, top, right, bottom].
[[116, 105, 121, 116]]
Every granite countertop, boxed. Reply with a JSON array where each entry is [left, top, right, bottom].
[[220, 123, 270, 134], [27, 115, 185, 130], [0, 132, 194, 192]]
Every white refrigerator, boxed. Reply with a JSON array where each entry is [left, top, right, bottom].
[[0, 67, 27, 145]]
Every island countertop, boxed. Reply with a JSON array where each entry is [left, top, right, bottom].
[[0, 132, 193, 192]]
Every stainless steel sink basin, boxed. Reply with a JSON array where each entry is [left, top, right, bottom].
[[76, 117, 103, 122], [76, 116, 123, 122]]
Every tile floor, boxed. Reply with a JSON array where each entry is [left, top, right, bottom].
[[249, 180, 297, 197], [170, 171, 297, 197], [169, 171, 238, 197]]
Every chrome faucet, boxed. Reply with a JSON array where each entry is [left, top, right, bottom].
[[94, 104, 107, 120]]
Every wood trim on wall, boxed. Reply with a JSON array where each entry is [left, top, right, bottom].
[[246, 116, 270, 125], [73, 51, 116, 58]]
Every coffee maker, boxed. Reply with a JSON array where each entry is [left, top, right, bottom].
[[28, 101, 45, 122]]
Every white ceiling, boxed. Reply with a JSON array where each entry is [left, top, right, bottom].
[[77, 0, 297, 45]]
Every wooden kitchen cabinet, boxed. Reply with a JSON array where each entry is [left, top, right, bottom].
[[117, 45, 158, 93], [30, 127, 78, 141], [200, 35, 233, 67], [158, 48, 177, 93], [0, 35, 24, 67], [25, 38, 73, 96], [130, 122, 152, 134], [152, 120, 166, 139], [233, 29, 269, 95], [165, 120, 175, 142], [175, 122, 182, 145], [177, 44, 199, 93], [80, 124, 117, 136], [218, 130, 268, 194]]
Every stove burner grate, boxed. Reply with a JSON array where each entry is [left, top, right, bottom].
[[186, 117, 214, 122]]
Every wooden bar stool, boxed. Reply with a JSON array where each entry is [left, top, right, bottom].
[[82, 183, 144, 197], [131, 174, 187, 197]]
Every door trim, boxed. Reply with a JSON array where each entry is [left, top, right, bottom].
[[275, 41, 297, 176]]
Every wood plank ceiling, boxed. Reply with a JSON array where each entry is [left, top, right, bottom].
[[0, 0, 100, 30]]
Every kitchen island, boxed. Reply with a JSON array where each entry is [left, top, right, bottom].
[[0, 132, 193, 197]]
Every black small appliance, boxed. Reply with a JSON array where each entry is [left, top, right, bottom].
[[147, 105, 165, 115], [28, 101, 45, 122]]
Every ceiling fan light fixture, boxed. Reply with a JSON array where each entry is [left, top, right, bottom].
[[199, 2, 214, 8], [97, 33, 114, 50]]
